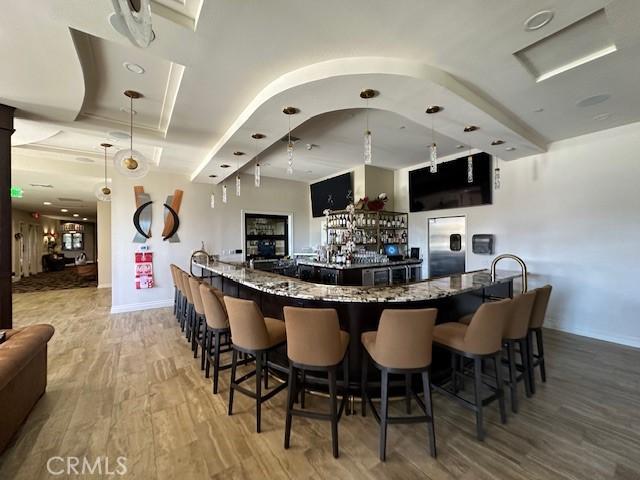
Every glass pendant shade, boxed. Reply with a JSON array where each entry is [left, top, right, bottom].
[[255, 163, 261, 187], [210, 193, 215, 209], [430, 143, 438, 173], [95, 181, 113, 202], [494, 168, 501, 190], [364, 130, 372, 165], [222, 184, 228, 203], [467, 155, 474, 183], [286, 142, 294, 175], [114, 148, 150, 178], [235, 175, 241, 196]]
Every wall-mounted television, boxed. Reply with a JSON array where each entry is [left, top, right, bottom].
[[409, 152, 492, 212], [310, 172, 353, 217]]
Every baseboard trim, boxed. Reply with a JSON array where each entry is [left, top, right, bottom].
[[545, 322, 640, 350], [97, 283, 112, 289], [110, 299, 173, 314]]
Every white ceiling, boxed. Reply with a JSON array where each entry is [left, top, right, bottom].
[[2, 0, 640, 188]]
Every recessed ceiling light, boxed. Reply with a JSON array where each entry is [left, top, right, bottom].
[[73, 213, 79, 217], [524, 10, 554, 31], [120, 107, 137, 115], [399, 125, 406, 130], [425, 106, 442, 114], [108, 131, 130, 139], [306, 170, 313, 174], [43, 201, 52, 205], [61, 209, 68, 213], [593, 113, 612, 121], [491, 140, 505, 146], [577, 94, 611, 108], [463, 125, 479, 132], [505, 146, 516, 151], [456, 144, 465, 149], [76, 157, 95, 163], [251, 133, 266, 139], [533, 107, 544, 113], [220, 164, 230, 168], [233, 151, 245, 156], [82, 217, 88, 221], [208, 174, 218, 178], [123, 62, 145, 74]]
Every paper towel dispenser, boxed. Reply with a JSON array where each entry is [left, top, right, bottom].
[[472, 234, 494, 255]]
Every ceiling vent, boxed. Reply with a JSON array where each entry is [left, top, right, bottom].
[[57, 198, 83, 203], [514, 9, 617, 82]]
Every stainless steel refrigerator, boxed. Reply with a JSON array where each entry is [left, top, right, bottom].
[[427, 216, 466, 278]]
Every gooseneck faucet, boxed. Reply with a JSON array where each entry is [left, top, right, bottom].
[[490, 254, 528, 293]]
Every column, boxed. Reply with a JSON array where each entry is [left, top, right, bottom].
[[0, 104, 15, 329]]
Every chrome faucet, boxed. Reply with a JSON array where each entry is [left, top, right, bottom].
[[491, 254, 528, 293]]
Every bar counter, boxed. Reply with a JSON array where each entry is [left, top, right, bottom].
[[192, 259, 522, 393]]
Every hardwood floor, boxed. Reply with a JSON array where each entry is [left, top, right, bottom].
[[1, 287, 639, 479]]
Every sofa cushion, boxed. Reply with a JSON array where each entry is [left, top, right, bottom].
[[0, 324, 55, 390]]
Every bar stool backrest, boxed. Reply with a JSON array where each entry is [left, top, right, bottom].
[[223, 296, 270, 350], [464, 298, 512, 355], [200, 284, 229, 330], [283, 307, 343, 367], [181, 272, 194, 304], [375, 308, 438, 369], [169, 264, 178, 288], [504, 290, 537, 340], [529, 285, 552, 329], [174, 267, 184, 294], [188, 277, 205, 315]]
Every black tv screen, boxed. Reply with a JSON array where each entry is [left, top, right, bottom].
[[409, 152, 492, 212], [310, 172, 353, 217]]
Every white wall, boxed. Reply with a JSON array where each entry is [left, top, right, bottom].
[[97, 201, 111, 288], [395, 121, 640, 348], [110, 171, 311, 313]]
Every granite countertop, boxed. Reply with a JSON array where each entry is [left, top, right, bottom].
[[296, 258, 423, 270], [193, 259, 521, 304]]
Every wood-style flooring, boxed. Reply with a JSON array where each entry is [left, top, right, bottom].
[[1, 287, 639, 479]]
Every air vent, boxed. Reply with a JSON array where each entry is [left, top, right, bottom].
[[30, 184, 54, 188], [514, 9, 617, 82], [280, 135, 300, 143], [57, 198, 83, 203]]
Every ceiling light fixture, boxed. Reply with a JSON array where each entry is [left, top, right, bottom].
[[83, 217, 88, 221], [255, 159, 261, 187], [467, 148, 474, 184], [209, 175, 216, 209], [456, 144, 465, 149], [426, 105, 441, 173], [123, 62, 145, 74], [220, 164, 230, 169], [114, 90, 149, 178], [43, 201, 52, 206], [96, 143, 113, 202], [524, 10, 554, 31], [463, 125, 478, 133], [494, 158, 501, 190], [222, 184, 228, 204], [577, 94, 611, 108], [283, 107, 299, 175], [491, 140, 505, 146], [360, 89, 378, 165], [73, 214, 79, 218], [251, 133, 265, 139], [505, 146, 517, 151], [61, 209, 68, 213]]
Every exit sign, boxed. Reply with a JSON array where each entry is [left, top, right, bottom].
[[10, 186, 23, 198]]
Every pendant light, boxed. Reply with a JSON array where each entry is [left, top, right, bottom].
[[494, 158, 501, 190], [209, 175, 216, 208], [233, 151, 244, 197], [254, 161, 261, 187], [283, 107, 299, 175], [114, 90, 150, 178], [360, 89, 378, 165], [426, 105, 441, 173], [95, 143, 113, 202], [222, 184, 228, 203], [467, 148, 474, 184]]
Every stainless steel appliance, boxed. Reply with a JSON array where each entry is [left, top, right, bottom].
[[362, 267, 391, 286], [428, 216, 466, 278]]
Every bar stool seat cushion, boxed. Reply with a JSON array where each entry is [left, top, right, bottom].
[[264, 318, 287, 348], [458, 313, 473, 325], [433, 322, 468, 352]]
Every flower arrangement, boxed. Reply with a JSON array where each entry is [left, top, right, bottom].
[[355, 192, 388, 211]]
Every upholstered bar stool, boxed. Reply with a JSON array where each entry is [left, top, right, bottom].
[[527, 285, 552, 393], [180, 271, 196, 344], [199, 284, 237, 393], [170, 264, 180, 318], [361, 308, 438, 461], [223, 296, 288, 433], [173, 266, 187, 327], [188, 276, 206, 360], [282, 307, 349, 458], [434, 299, 511, 441]]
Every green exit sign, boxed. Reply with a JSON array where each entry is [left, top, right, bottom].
[[10, 186, 23, 198]]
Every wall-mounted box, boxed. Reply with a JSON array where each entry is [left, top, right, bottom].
[[472, 234, 494, 255]]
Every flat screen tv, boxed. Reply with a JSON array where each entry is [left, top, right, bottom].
[[310, 172, 353, 217], [409, 152, 492, 212]]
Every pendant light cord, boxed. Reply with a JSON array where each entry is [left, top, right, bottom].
[[130, 95, 134, 152], [104, 146, 108, 186], [366, 98, 369, 132]]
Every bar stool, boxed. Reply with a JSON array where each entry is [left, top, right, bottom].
[[199, 284, 237, 393], [527, 285, 552, 393], [361, 308, 438, 461], [282, 307, 349, 458], [169, 264, 180, 318], [180, 271, 196, 344], [223, 296, 288, 433], [433, 299, 511, 441], [173, 266, 187, 326], [188, 276, 206, 361]]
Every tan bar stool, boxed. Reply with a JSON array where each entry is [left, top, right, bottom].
[[282, 307, 349, 458], [224, 296, 288, 433], [527, 285, 552, 393], [188, 276, 206, 362], [180, 271, 196, 344], [434, 299, 511, 441], [169, 264, 180, 319], [173, 266, 186, 328], [361, 308, 438, 461], [199, 284, 239, 394]]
